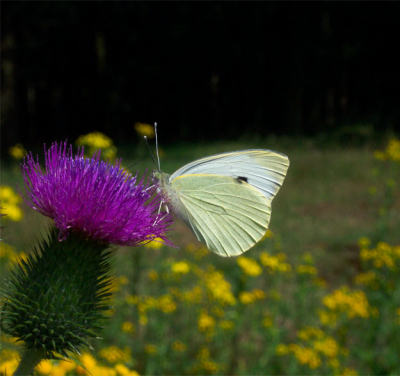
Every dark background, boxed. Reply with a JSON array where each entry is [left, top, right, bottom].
[[1, 2, 399, 152]]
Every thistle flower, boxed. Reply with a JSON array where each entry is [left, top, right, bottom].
[[0, 142, 173, 375], [21, 141, 172, 246]]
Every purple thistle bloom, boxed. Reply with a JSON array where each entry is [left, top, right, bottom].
[[21, 142, 173, 246]]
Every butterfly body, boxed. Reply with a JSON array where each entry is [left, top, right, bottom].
[[154, 149, 289, 257]]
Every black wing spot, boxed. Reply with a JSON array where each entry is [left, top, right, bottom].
[[236, 176, 248, 183]]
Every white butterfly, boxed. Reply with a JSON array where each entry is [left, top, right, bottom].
[[150, 126, 289, 257]]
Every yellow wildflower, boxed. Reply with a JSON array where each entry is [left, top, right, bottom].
[[204, 270, 236, 305], [297, 326, 324, 341], [114, 364, 139, 376], [49, 365, 68, 376], [171, 261, 190, 274], [0, 185, 23, 221], [76, 132, 113, 149], [157, 294, 177, 313], [297, 265, 317, 275], [9, 143, 26, 159], [260, 252, 280, 270], [239, 291, 255, 304], [289, 344, 321, 369], [99, 346, 131, 364], [253, 289, 266, 299], [323, 287, 371, 319], [360, 241, 399, 269], [198, 310, 216, 332], [374, 137, 400, 161], [172, 340, 187, 352], [58, 360, 76, 373], [36, 360, 53, 375], [77, 353, 98, 373], [313, 337, 339, 358], [134, 122, 155, 138], [276, 344, 290, 356], [237, 256, 262, 276], [0, 186, 20, 205], [261, 229, 274, 240], [121, 321, 135, 333], [355, 271, 377, 288], [203, 360, 219, 373], [239, 289, 266, 304], [182, 286, 203, 303], [0, 358, 19, 376], [144, 238, 164, 249], [2, 204, 23, 221], [76, 132, 117, 161], [318, 309, 338, 326], [386, 137, 400, 161], [220, 320, 234, 330], [358, 237, 370, 249], [260, 252, 291, 273]]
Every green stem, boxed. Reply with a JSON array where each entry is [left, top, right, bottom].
[[14, 348, 46, 376]]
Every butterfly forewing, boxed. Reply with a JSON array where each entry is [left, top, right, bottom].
[[169, 150, 289, 201]]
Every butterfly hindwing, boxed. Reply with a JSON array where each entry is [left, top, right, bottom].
[[170, 174, 271, 257]]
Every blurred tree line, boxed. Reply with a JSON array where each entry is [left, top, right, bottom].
[[1, 2, 399, 151]]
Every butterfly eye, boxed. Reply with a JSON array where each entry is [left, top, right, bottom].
[[237, 176, 248, 183]]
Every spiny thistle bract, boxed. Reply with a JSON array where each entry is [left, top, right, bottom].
[[0, 229, 112, 359]]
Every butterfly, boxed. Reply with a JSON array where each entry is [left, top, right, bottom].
[[149, 126, 289, 257]]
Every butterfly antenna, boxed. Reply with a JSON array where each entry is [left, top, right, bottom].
[[144, 136, 158, 169], [154, 122, 161, 171]]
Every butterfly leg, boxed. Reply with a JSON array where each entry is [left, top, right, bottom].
[[153, 196, 171, 226]]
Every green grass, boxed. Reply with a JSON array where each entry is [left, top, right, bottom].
[[1, 139, 400, 375]]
